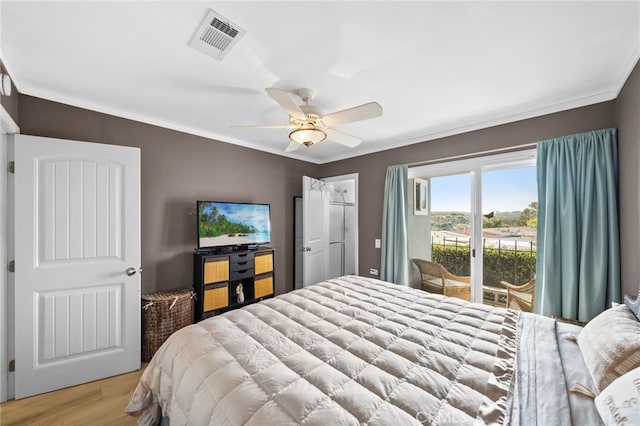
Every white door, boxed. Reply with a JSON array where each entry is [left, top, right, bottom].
[[0, 114, 12, 403], [12, 134, 141, 399], [302, 176, 329, 287]]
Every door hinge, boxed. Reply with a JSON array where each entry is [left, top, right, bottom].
[[8, 260, 14, 272], [8, 359, 15, 372], [8, 161, 14, 174]]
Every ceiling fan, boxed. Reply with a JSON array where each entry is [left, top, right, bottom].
[[233, 88, 383, 152]]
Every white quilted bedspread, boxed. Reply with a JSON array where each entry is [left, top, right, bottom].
[[126, 276, 519, 425]]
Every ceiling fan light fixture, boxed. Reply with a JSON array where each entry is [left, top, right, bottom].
[[289, 126, 326, 147], [240, 87, 382, 152]]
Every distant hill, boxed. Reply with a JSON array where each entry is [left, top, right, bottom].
[[495, 211, 522, 221], [431, 212, 470, 231], [431, 210, 523, 231]]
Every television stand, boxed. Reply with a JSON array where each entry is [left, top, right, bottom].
[[193, 247, 275, 321]]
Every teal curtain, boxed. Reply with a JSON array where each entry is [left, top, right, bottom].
[[536, 128, 620, 322], [381, 164, 409, 285]]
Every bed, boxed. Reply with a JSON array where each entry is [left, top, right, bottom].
[[125, 275, 640, 425]]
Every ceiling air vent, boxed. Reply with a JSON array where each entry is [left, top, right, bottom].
[[188, 9, 245, 61]]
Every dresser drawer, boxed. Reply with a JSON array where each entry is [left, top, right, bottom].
[[230, 252, 254, 264], [230, 268, 253, 281], [254, 252, 273, 275], [255, 276, 274, 299], [230, 259, 253, 272], [204, 258, 229, 284], [203, 284, 229, 311]]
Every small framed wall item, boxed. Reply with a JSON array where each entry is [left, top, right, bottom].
[[414, 178, 429, 215]]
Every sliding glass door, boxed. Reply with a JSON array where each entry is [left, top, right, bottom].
[[429, 173, 473, 298], [481, 166, 537, 308], [408, 150, 536, 305]]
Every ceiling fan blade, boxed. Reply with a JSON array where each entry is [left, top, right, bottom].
[[231, 124, 294, 129], [325, 128, 362, 148], [285, 141, 302, 152], [321, 102, 382, 127], [265, 88, 307, 121]]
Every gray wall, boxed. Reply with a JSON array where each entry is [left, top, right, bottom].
[[12, 59, 640, 298], [17, 95, 320, 295], [617, 60, 640, 297], [321, 101, 618, 287]]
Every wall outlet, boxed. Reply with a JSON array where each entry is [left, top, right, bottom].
[[374, 238, 381, 249], [369, 268, 379, 276]]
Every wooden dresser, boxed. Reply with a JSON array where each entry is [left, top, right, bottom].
[[193, 248, 275, 321]]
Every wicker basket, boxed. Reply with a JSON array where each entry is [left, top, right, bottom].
[[141, 287, 194, 362]]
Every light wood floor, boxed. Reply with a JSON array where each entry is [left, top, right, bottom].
[[0, 365, 146, 425]]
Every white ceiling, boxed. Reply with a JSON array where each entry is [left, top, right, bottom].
[[1, 1, 639, 164]]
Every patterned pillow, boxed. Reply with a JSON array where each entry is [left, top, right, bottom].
[[577, 304, 640, 391], [595, 367, 640, 425], [624, 294, 640, 321]]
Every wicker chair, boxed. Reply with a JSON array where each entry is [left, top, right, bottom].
[[501, 278, 535, 312], [412, 259, 471, 301]]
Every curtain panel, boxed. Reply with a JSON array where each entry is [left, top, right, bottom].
[[536, 128, 620, 322], [381, 164, 409, 285]]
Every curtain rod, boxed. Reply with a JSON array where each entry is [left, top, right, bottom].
[[407, 142, 537, 168]]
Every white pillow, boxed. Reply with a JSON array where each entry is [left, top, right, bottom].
[[595, 366, 640, 425], [577, 304, 640, 391]]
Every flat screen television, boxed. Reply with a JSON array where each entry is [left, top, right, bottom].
[[197, 201, 271, 251]]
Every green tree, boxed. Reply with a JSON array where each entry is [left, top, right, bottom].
[[518, 201, 538, 227], [198, 205, 256, 238]]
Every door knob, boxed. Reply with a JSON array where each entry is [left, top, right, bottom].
[[126, 267, 137, 276]]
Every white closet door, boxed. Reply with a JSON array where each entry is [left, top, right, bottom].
[[302, 176, 329, 287]]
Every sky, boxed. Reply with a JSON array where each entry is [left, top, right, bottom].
[[430, 166, 537, 212]]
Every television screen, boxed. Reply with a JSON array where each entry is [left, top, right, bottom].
[[197, 201, 271, 249]]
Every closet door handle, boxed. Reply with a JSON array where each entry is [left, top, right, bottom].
[[126, 267, 137, 276]]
